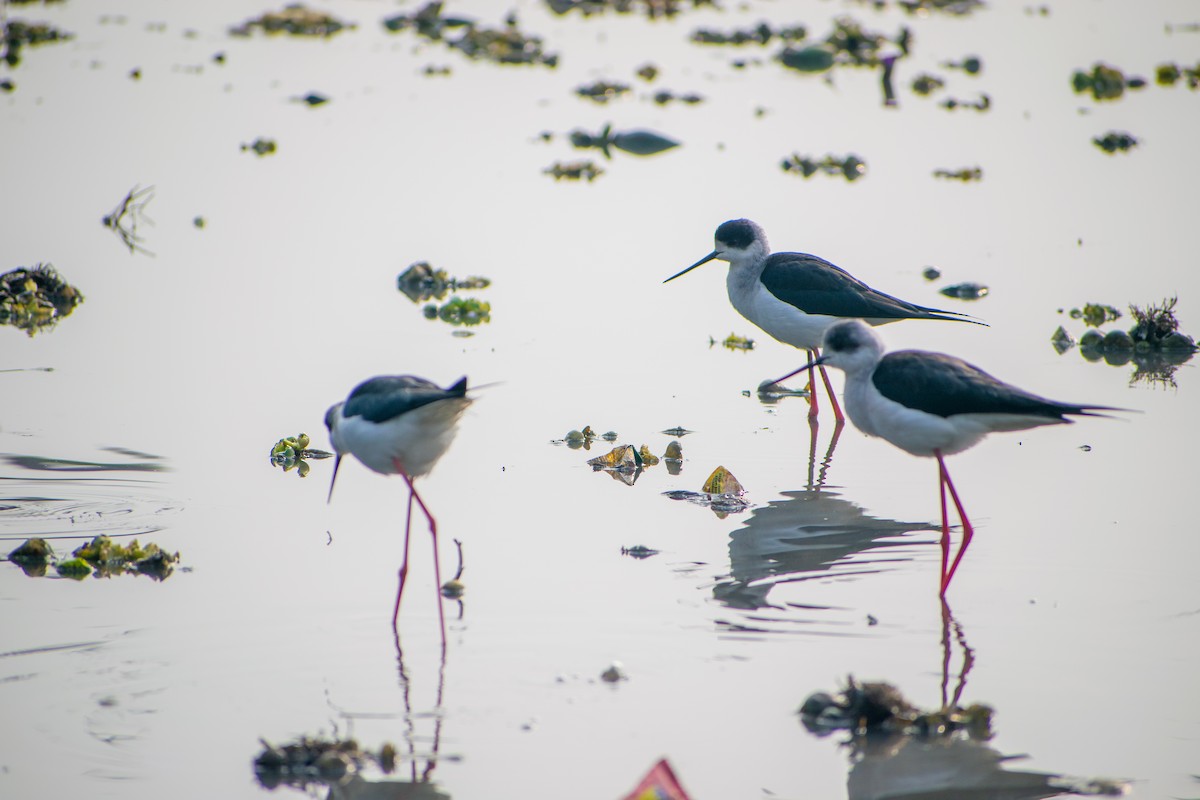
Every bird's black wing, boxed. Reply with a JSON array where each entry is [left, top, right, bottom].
[[343, 376, 468, 424], [873, 351, 1100, 419], [760, 252, 970, 321]]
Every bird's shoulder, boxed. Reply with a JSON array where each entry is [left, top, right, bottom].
[[873, 351, 1063, 418], [760, 251, 861, 292]]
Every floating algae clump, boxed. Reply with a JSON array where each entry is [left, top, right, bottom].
[[0, 264, 84, 336]]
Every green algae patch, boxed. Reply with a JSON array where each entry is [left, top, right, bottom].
[[0, 264, 84, 336]]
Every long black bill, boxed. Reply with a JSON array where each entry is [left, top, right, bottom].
[[768, 355, 829, 388], [663, 251, 719, 283], [327, 453, 343, 504]]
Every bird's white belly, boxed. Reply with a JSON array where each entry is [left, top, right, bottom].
[[729, 282, 836, 351], [337, 400, 468, 478], [843, 381, 988, 457]]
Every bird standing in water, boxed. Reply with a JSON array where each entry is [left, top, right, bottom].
[[664, 218, 977, 422], [326, 375, 472, 638], [775, 320, 1122, 593]]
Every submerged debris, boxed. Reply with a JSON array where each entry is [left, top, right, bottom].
[[663, 465, 749, 515], [0, 264, 84, 336], [544, 160, 604, 182], [569, 124, 680, 159], [933, 166, 983, 181], [575, 80, 630, 104], [397, 261, 491, 303], [939, 282, 989, 300], [546, 0, 719, 20], [2, 18, 73, 68], [269, 433, 333, 478], [241, 137, 277, 156], [781, 153, 866, 181], [383, 3, 557, 68], [230, 5, 354, 37], [1072, 62, 1145, 101], [1059, 297, 1196, 387], [102, 184, 155, 255], [1093, 131, 1138, 153], [799, 676, 992, 738], [711, 333, 754, 351], [691, 21, 806, 46], [254, 735, 402, 790]]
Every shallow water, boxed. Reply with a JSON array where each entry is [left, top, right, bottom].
[[3, 1, 1199, 798]]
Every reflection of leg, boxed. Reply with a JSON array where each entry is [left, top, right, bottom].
[[394, 489, 416, 628], [939, 597, 952, 710], [805, 415, 819, 488], [937, 455, 951, 592], [400, 471, 447, 644], [939, 455, 974, 594]]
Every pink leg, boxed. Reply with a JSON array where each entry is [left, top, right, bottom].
[[817, 363, 846, 424], [394, 489, 415, 626], [938, 452, 974, 594], [937, 455, 951, 591], [397, 467, 447, 643]]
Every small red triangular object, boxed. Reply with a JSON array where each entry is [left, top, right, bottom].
[[621, 757, 692, 800]]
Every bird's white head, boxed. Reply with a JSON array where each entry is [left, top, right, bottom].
[[663, 218, 770, 283]]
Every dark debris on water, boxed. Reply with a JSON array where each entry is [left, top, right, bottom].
[[230, 5, 354, 38], [1093, 131, 1138, 154], [546, 0, 720, 20], [1055, 297, 1196, 387], [384, 3, 557, 68], [0, 264, 84, 337], [2, 18, 73, 68], [782, 153, 866, 181], [254, 735, 403, 790]]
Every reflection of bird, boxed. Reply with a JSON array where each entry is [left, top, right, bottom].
[[779, 320, 1122, 594], [716, 488, 934, 610], [664, 218, 975, 421], [325, 376, 472, 637]]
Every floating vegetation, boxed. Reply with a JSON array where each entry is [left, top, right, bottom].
[[230, 5, 354, 37], [1069, 302, 1122, 327], [396, 261, 491, 303], [586, 443, 662, 486], [0, 264, 84, 336], [5, 535, 180, 581], [569, 124, 680, 159], [269, 433, 333, 478], [939, 282, 989, 300], [781, 153, 866, 182], [922, 266, 942, 280], [561, 425, 601, 450], [1093, 131, 1138, 154], [1057, 297, 1196, 387], [254, 735, 403, 790], [102, 184, 155, 255], [941, 93, 990, 111], [575, 80, 630, 104], [897, 0, 985, 14], [691, 21, 806, 46], [241, 137, 277, 156], [1, 78, 14, 92], [383, 3, 558, 68], [2, 18, 73, 68], [651, 89, 703, 105], [545, 0, 720, 20], [911, 73, 945, 95], [663, 465, 749, 515], [1072, 62, 1145, 101], [544, 160, 604, 182], [943, 55, 982, 74], [778, 45, 835, 73], [635, 63, 658, 81], [423, 296, 490, 327], [661, 426, 693, 437], [800, 676, 992, 738], [933, 166, 982, 181], [1155, 61, 1200, 88], [291, 92, 328, 107], [710, 333, 754, 351], [422, 64, 451, 76]]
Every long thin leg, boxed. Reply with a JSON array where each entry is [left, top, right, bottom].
[[813, 347, 846, 424], [805, 348, 819, 419], [937, 454, 951, 591], [394, 489, 415, 627], [939, 453, 974, 594], [399, 470, 447, 644]]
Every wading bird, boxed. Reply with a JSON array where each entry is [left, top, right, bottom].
[[773, 319, 1121, 593], [326, 375, 472, 638], [664, 218, 977, 422]]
